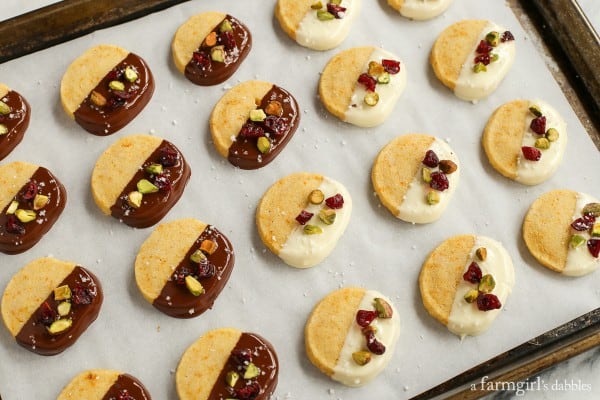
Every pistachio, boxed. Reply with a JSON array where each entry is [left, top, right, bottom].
[[582, 203, 600, 217], [204, 31, 218, 47], [485, 31, 500, 46], [0, 101, 11, 115], [311, 1, 323, 9], [363, 92, 379, 106], [318, 209, 336, 225], [373, 298, 393, 318], [478, 274, 496, 293], [426, 190, 440, 205], [210, 45, 225, 62], [545, 128, 559, 142], [145, 163, 163, 175], [225, 371, 239, 387], [317, 10, 335, 20], [0, 124, 8, 135], [473, 62, 487, 73], [249, 109, 267, 122], [6, 200, 18, 215], [438, 159, 458, 174], [185, 275, 204, 296], [200, 239, 218, 255], [377, 72, 390, 84], [528, 104, 543, 117], [257, 136, 271, 154], [330, 0, 342, 4], [476, 247, 488, 261], [108, 80, 125, 91], [422, 168, 432, 183], [464, 289, 479, 303], [54, 285, 72, 301], [243, 363, 260, 379], [190, 249, 207, 264], [219, 20, 233, 32], [57, 301, 71, 317], [352, 351, 372, 366], [303, 225, 322, 235], [491, 53, 499, 62], [137, 179, 159, 194], [265, 100, 283, 116], [592, 223, 600, 237], [570, 234, 586, 248], [33, 194, 49, 210], [47, 318, 72, 335], [127, 191, 143, 208], [534, 137, 550, 150], [368, 61, 385, 77], [15, 209, 36, 223], [90, 90, 107, 107], [308, 189, 325, 205], [124, 66, 138, 82]]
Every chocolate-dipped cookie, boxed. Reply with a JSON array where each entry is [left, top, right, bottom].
[[57, 370, 151, 399], [172, 12, 252, 86], [210, 80, 300, 169], [135, 218, 235, 318], [0, 83, 30, 160], [91, 134, 191, 228], [60, 44, 154, 135], [176, 328, 278, 400], [0, 161, 66, 254], [1, 257, 103, 356]]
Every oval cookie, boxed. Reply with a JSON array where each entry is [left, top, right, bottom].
[[387, 0, 453, 20], [430, 20, 516, 101], [523, 189, 600, 276], [57, 370, 151, 400], [305, 287, 400, 387], [275, 0, 361, 51], [256, 172, 352, 268], [172, 12, 252, 86], [91, 134, 191, 228], [372, 134, 459, 224], [419, 235, 514, 338], [0, 161, 66, 254], [176, 328, 278, 400], [210, 80, 300, 169], [60, 44, 154, 136], [319, 46, 406, 127], [483, 99, 567, 185], [0, 83, 30, 161], [1, 257, 103, 356], [135, 218, 235, 318]]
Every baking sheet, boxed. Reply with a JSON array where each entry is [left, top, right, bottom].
[[1, 0, 599, 399]]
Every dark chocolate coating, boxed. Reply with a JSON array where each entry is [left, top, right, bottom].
[[0, 89, 30, 160], [102, 373, 152, 400]]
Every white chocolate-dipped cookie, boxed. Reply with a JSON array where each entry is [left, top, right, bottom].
[[275, 0, 361, 51], [387, 0, 453, 21], [0, 83, 30, 161], [319, 46, 406, 127], [483, 99, 567, 185], [256, 172, 352, 268], [57, 370, 152, 399], [430, 20, 516, 102], [305, 287, 400, 387], [372, 134, 459, 224], [419, 235, 515, 338], [523, 189, 600, 276]]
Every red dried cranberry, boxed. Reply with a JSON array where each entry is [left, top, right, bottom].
[[173, 267, 193, 285], [476, 293, 502, 311], [356, 310, 378, 328], [192, 51, 211, 69], [112, 90, 134, 101], [530, 116, 546, 135], [571, 214, 596, 231], [357, 73, 377, 92], [327, 3, 347, 18], [5, 215, 25, 235], [219, 30, 236, 50], [474, 53, 491, 65], [158, 147, 179, 167], [38, 302, 57, 326], [107, 96, 125, 109], [230, 348, 253, 366], [235, 381, 261, 400], [295, 210, 314, 225], [364, 330, 386, 355], [196, 261, 216, 279], [239, 123, 265, 138], [106, 68, 123, 81], [521, 146, 541, 161], [325, 193, 344, 209], [501, 31, 515, 42], [463, 262, 483, 283], [381, 59, 401, 74], [72, 286, 94, 305], [429, 171, 449, 191], [264, 116, 288, 136], [153, 174, 172, 191], [476, 39, 493, 54], [20, 180, 38, 201], [422, 150, 439, 168], [587, 239, 600, 258]]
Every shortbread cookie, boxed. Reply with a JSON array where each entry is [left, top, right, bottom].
[[430, 20, 516, 101], [319, 46, 406, 127], [210, 80, 300, 169], [0, 161, 66, 254], [305, 287, 400, 387], [372, 134, 459, 224], [135, 218, 235, 318], [483, 99, 567, 185], [91, 134, 191, 228], [523, 189, 600, 276], [419, 235, 515, 338], [60, 44, 154, 136], [275, 0, 361, 51], [57, 370, 151, 400], [0, 83, 30, 160], [172, 12, 252, 86], [387, 0, 453, 20], [256, 172, 352, 268], [1, 257, 103, 355], [176, 328, 278, 400]]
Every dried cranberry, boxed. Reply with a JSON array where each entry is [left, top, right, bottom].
[[19, 180, 38, 201], [587, 239, 600, 258], [239, 123, 265, 138], [5, 215, 25, 235], [264, 116, 288, 136], [325, 193, 344, 209], [72, 286, 94, 305], [474, 53, 491, 65], [521, 146, 541, 161], [235, 381, 261, 400], [106, 68, 123, 81], [501, 31, 515, 42], [571, 214, 596, 231], [357, 73, 377, 92], [364, 330, 386, 355], [476, 39, 492, 54], [295, 210, 314, 225], [327, 3, 347, 18], [153, 174, 172, 192], [463, 262, 483, 283], [219, 30, 236, 50], [196, 261, 216, 279], [107, 96, 125, 109], [476, 293, 502, 311], [38, 302, 57, 326], [422, 150, 439, 168], [429, 171, 449, 191], [192, 51, 211, 69], [174, 267, 193, 285], [530, 116, 546, 135], [381, 59, 401, 74], [158, 147, 179, 167], [356, 310, 378, 328], [230, 348, 253, 366]]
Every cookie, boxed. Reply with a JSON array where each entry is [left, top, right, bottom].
[[0, 83, 30, 160], [172, 12, 252, 86], [60, 44, 154, 136], [483, 99, 567, 185], [387, 0, 453, 20], [305, 287, 400, 387], [523, 189, 600, 276], [372, 134, 459, 224], [1, 257, 103, 355], [275, 0, 361, 51], [91, 134, 191, 228], [0, 161, 66, 254], [210, 80, 300, 169], [319, 46, 406, 127], [256, 172, 352, 268], [135, 218, 235, 318], [419, 235, 515, 338], [176, 328, 278, 400], [57, 370, 151, 399], [430, 20, 516, 101]]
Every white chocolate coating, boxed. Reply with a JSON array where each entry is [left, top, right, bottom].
[[564, 192, 600, 276], [399, 0, 453, 20]]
